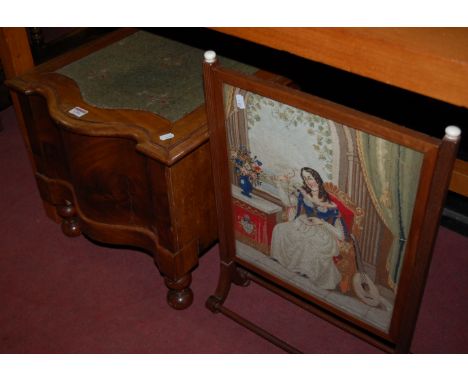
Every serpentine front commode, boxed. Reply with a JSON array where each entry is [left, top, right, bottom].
[[6, 28, 285, 309]]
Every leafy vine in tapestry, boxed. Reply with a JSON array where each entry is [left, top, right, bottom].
[[245, 93, 334, 180]]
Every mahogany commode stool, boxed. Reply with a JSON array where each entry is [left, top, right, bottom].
[[6, 29, 283, 309]]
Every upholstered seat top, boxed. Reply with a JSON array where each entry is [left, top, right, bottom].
[[56, 31, 257, 122]]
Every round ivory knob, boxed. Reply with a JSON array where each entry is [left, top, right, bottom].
[[445, 125, 461, 140], [204, 50, 217, 63]]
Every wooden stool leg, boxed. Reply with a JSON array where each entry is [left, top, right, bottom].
[[164, 274, 194, 310], [56, 200, 81, 237]]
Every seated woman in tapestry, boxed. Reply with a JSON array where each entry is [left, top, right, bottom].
[[271, 167, 349, 290]]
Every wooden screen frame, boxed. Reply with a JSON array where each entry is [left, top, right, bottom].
[[203, 56, 460, 353]]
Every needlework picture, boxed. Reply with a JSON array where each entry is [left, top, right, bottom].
[[223, 85, 424, 333]]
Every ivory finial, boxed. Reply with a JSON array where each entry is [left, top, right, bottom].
[[445, 125, 461, 140], [204, 50, 217, 64]]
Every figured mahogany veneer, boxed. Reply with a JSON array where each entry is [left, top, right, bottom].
[[5, 28, 289, 309]]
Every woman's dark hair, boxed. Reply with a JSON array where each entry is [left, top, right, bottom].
[[300, 167, 329, 202]]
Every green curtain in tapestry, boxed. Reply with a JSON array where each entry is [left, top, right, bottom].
[[356, 132, 423, 289]]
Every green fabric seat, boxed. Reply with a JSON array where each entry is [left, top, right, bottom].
[[57, 31, 256, 122]]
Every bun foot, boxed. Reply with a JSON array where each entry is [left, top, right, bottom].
[[61, 218, 81, 237], [57, 201, 81, 237], [164, 274, 193, 310], [167, 288, 194, 310]]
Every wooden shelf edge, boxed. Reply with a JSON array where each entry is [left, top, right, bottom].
[[449, 159, 468, 197], [211, 27, 468, 109]]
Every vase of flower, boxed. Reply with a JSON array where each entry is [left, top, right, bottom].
[[230, 146, 263, 198], [239, 175, 253, 197]]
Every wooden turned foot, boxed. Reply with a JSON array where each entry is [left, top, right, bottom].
[[164, 274, 193, 310], [206, 295, 223, 313], [57, 201, 81, 237], [232, 267, 251, 287]]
